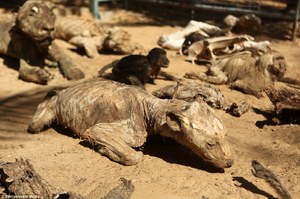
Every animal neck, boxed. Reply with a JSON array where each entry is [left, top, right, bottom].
[[144, 98, 169, 135], [145, 98, 184, 138]]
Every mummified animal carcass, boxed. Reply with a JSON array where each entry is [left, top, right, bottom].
[[28, 79, 233, 169], [266, 85, 300, 114], [152, 80, 225, 109], [184, 51, 286, 98], [54, 16, 141, 58], [186, 34, 271, 63], [265, 85, 300, 124], [0, 0, 85, 84], [152, 80, 251, 117], [157, 20, 224, 50]]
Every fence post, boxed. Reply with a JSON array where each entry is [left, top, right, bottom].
[[292, 0, 300, 41]]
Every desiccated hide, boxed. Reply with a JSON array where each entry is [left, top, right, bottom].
[[266, 85, 300, 124], [54, 17, 140, 58], [158, 20, 224, 51], [28, 79, 233, 169], [152, 80, 225, 109]]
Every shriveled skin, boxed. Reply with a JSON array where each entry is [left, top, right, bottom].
[[0, 0, 84, 84], [185, 52, 287, 98], [152, 80, 226, 109], [54, 17, 139, 58], [102, 27, 139, 55], [28, 79, 233, 168]]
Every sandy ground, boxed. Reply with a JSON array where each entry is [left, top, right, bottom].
[[0, 7, 300, 199]]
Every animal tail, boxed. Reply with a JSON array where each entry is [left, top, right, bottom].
[[98, 59, 120, 77]]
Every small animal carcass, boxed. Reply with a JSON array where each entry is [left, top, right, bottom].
[[98, 48, 169, 89]]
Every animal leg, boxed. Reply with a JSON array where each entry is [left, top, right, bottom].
[[28, 95, 57, 134], [19, 60, 52, 85], [69, 36, 101, 58], [81, 122, 144, 166], [58, 58, 85, 80], [184, 68, 227, 85], [230, 80, 263, 98], [205, 66, 228, 84], [48, 42, 85, 80], [127, 75, 146, 90]]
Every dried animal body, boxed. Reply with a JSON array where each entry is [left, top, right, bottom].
[[0, 0, 84, 84], [152, 80, 225, 109], [224, 14, 262, 33], [180, 32, 207, 56], [158, 20, 223, 50], [266, 85, 300, 114], [28, 79, 233, 169], [185, 52, 287, 98], [98, 48, 169, 89], [252, 160, 292, 199], [55, 16, 140, 58], [185, 35, 271, 63]]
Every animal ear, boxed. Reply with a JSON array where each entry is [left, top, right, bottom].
[[166, 112, 182, 132]]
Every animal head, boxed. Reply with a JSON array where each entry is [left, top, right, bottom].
[[258, 52, 287, 81], [181, 32, 207, 56], [157, 99, 233, 169], [103, 27, 137, 54], [147, 48, 170, 69], [16, 0, 55, 47]]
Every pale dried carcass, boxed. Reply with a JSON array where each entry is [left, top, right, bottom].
[[54, 16, 140, 58], [186, 35, 271, 63], [28, 79, 233, 169], [152, 80, 225, 109], [184, 52, 287, 98], [157, 20, 224, 50], [153, 80, 250, 117]]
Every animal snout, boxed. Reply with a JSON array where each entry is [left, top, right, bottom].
[[162, 58, 170, 68], [226, 159, 234, 168], [42, 25, 55, 33]]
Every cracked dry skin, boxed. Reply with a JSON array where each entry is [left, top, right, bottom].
[[152, 80, 226, 109], [0, 0, 84, 84], [28, 79, 233, 169], [54, 16, 140, 58], [184, 52, 287, 98]]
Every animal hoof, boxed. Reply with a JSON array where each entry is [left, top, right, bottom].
[[124, 151, 144, 166], [65, 67, 85, 80]]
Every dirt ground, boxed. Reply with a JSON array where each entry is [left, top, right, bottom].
[[0, 6, 300, 199]]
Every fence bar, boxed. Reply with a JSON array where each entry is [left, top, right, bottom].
[[292, 0, 300, 41]]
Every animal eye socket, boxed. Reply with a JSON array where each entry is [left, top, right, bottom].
[[206, 142, 216, 149]]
